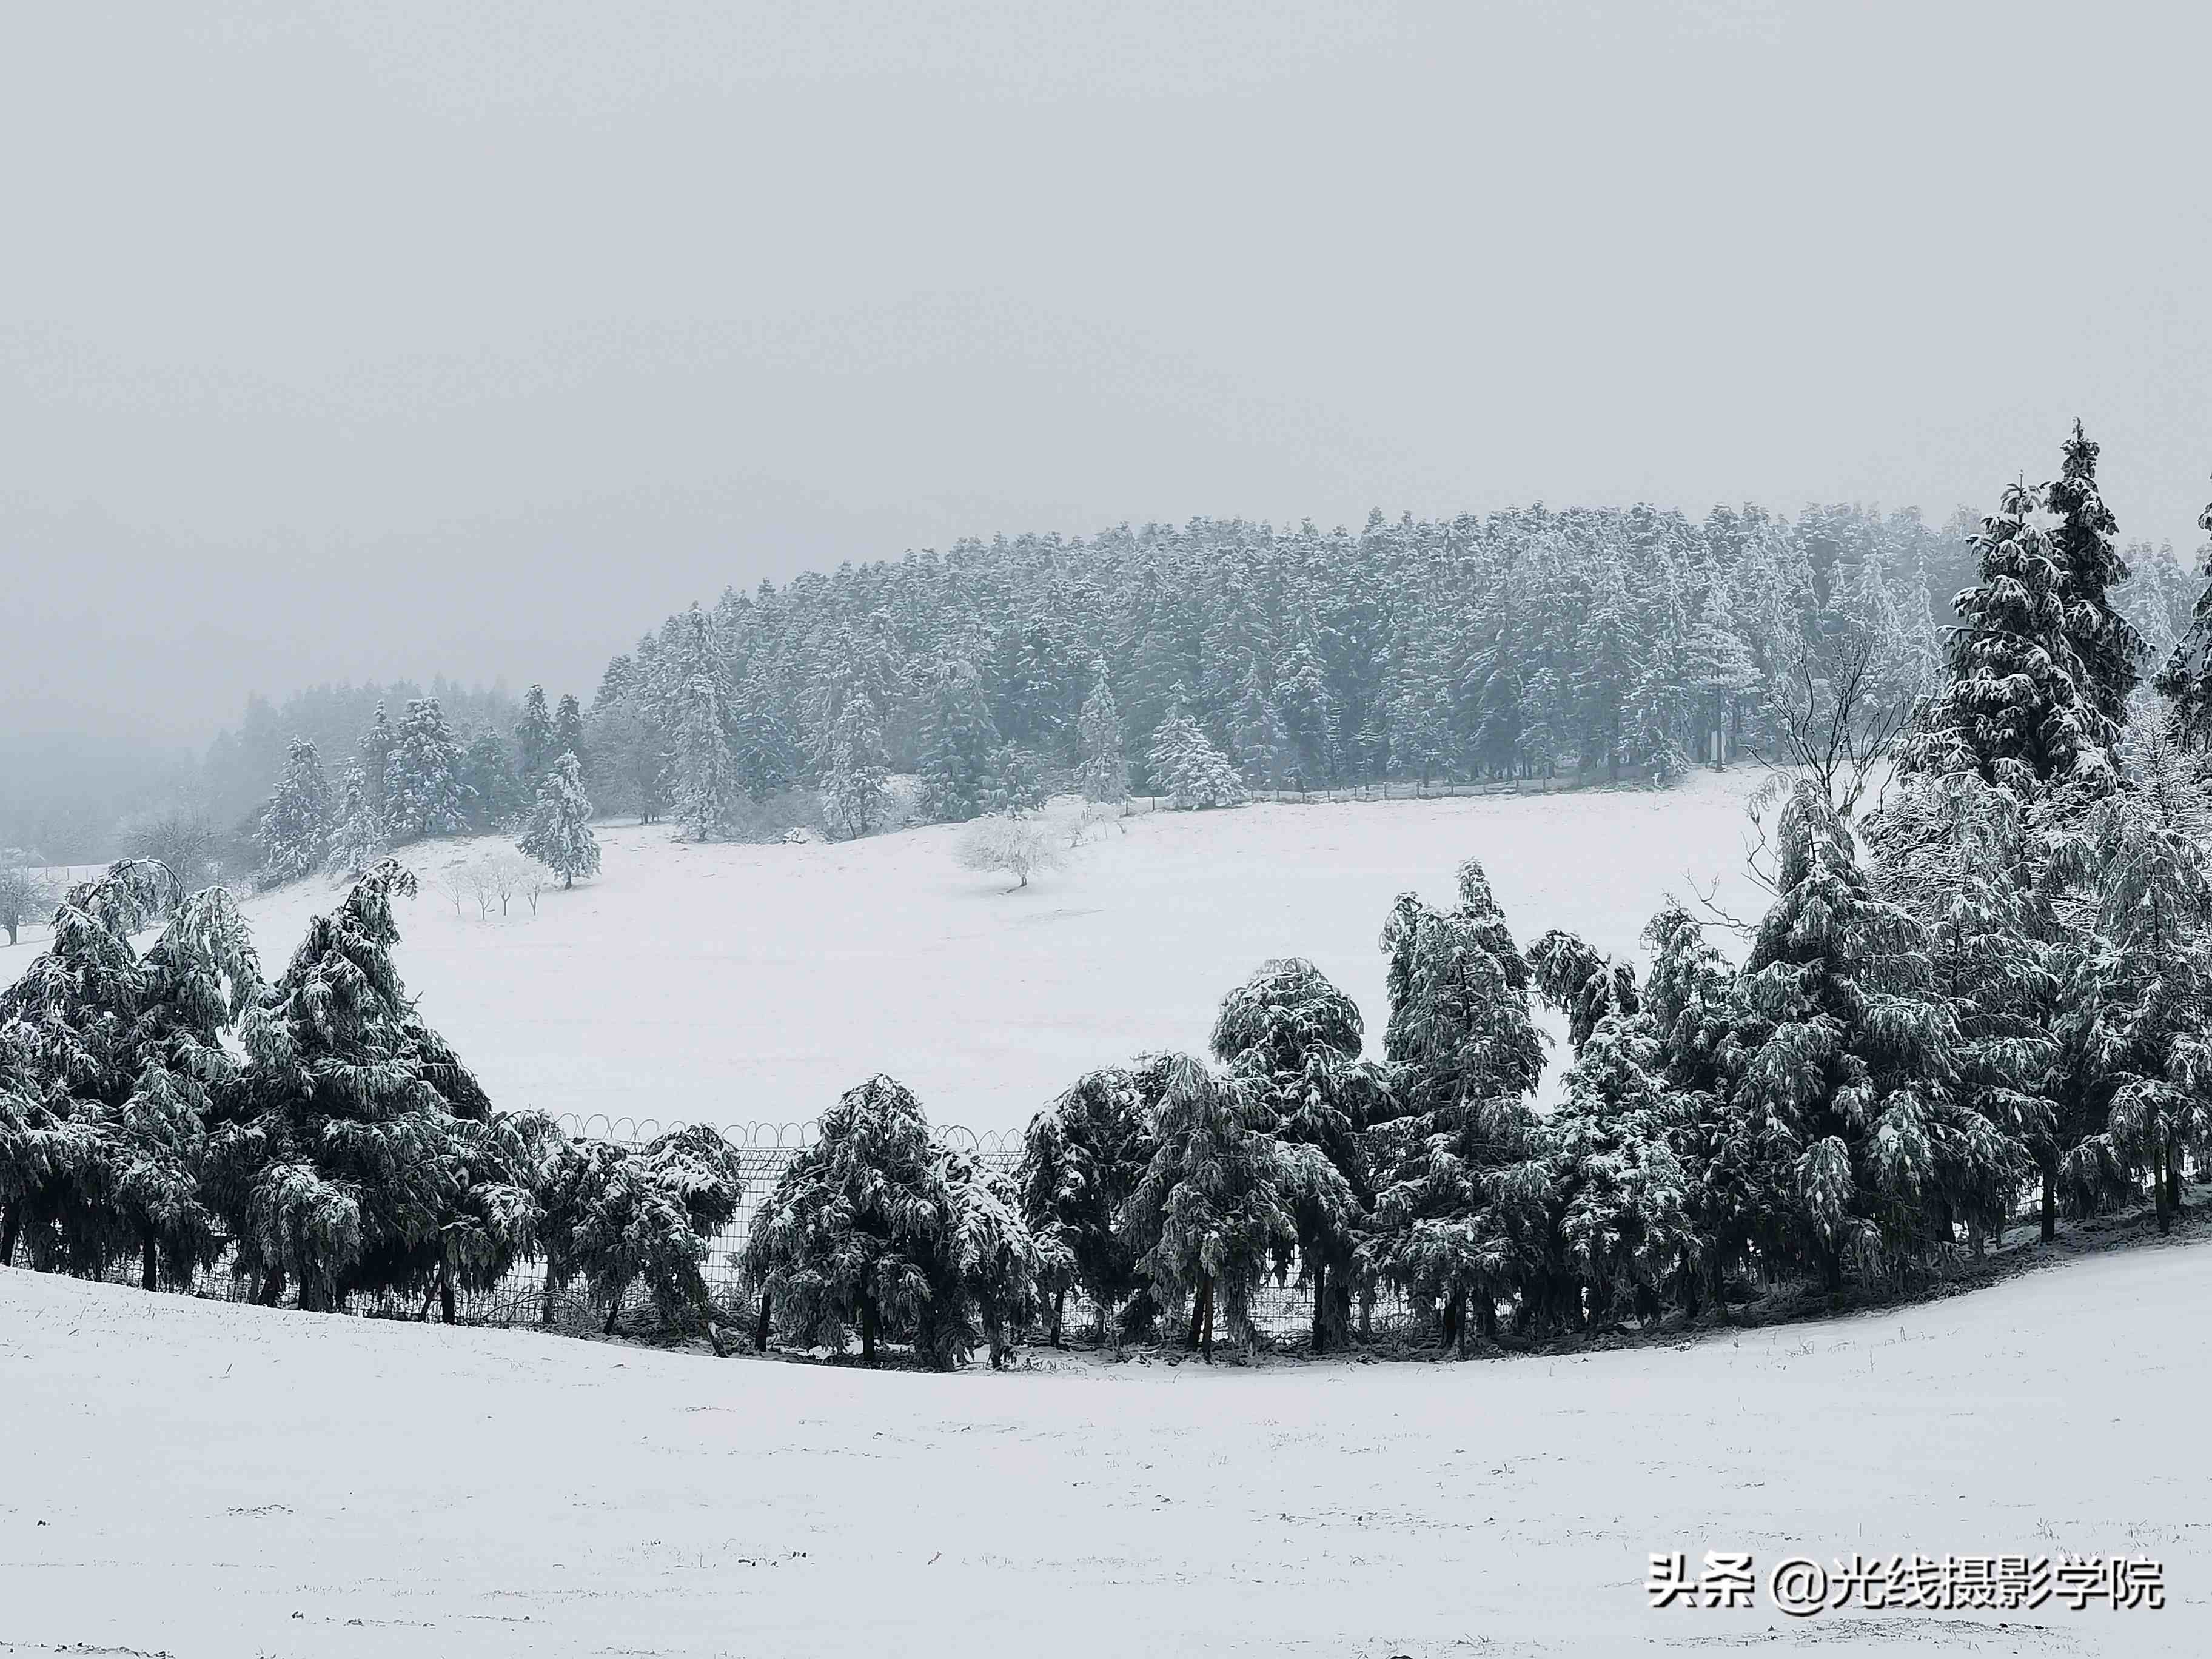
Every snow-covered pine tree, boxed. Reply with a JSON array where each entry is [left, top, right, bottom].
[[459, 732, 522, 832], [2151, 492, 2212, 749], [744, 1074, 1040, 1367], [1681, 577, 1760, 768], [730, 668, 800, 801], [2044, 770, 2212, 1235], [383, 697, 472, 841], [820, 693, 890, 840], [936, 1147, 1059, 1369], [0, 862, 261, 1287], [537, 1122, 745, 1344], [1900, 478, 2121, 797], [517, 752, 600, 888], [982, 746, 1047, 819], [1074, 667, 1130, 806], [358, 702, 397, 820], [916, 657, 1002, 823], [325, 763, 390, 874], [670, 673, 743, 840], [1209, 959, 1389, 1350], [1868, 772, 2068, 1240], [1527, 928, 1641, 1057], [514, 685, 554, 791], [1537, 1005, 1696, 1330], [255, 738, 332, 886], [1226, 665, 1296, 789], [1119, 1054, 1301, 1359], [209, 860, 520, 1315], [552, 693, 587, 777], [1013, 1062, 1159, 1345], [2045, 420, 2146, 731], [1146, 708, 1247, 809], [1363, 859, 1549, 1352], [1724, 781, 2023, 1290]]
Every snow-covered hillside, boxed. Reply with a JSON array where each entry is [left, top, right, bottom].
[[0, 774, 1775, 1136], [2, 1230, 2203, 1657]]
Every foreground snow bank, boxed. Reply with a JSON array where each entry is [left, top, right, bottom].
[[3, 1235, 2205, 1657]]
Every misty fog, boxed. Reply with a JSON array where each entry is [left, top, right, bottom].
[[5, 0, 2210, 854]]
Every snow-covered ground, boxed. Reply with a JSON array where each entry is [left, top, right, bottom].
[[0, 773, 1775, 1136], [3, 1230, 2203, 1657]]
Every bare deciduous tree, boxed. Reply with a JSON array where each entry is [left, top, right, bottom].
[[957, 815, 1067, 892], [0, 853, 55, 947]]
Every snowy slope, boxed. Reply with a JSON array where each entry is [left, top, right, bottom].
[[2, 1233, 2204, 1657], [0, 773, 1776, 1135]]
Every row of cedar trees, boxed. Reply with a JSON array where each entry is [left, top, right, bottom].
[[8, 424, 2212, 1363]]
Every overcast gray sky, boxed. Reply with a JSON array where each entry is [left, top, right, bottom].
[[6, 0, 2210, 763]]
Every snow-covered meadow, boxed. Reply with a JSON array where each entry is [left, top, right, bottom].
[[3, 1222, 2204, 1657], [1, 773, 1775, 1136]]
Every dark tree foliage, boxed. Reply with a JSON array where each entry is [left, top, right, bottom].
[[1208, 957, 1392, 1350], [1527, 928, 1641, 1057], [537, 1122, 745, 1347], [1013, 1062, 1159, 1344], [0, 862, 260, 1288], [207, 861, 529, 1317], [744, 1074, 1050, 1368], [1119, 1054, 1307, 1359]]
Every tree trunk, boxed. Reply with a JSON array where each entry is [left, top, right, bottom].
[[257, 1267, 285, 1307], [2164, 1140, 2184, 1214], [1187, 1281, 1207, 1353], [603, 1297, 621, 1336], [438, 1262, 457, 1326], [141, 1233, 158, 1293], [540, 1278, 557, 1328], [2041, 1164, 2057, 1244], [1477, 1292, 1498, 1341], [1310, 1262, 1328, 1355], [859, 1291, 879, 1364], [1198, 1278, 1216, 1362], [1441, 1287, 1464, 1356], [0, 1204, 19, 1268], [754, 1290, 773, 1353], [2154, 1143, 2173, 1237], [1050, 1287, 1067, 1350]]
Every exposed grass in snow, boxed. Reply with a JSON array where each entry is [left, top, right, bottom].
[[2, 1228, 2205, 1657], [0, 771, 1777, 1134]]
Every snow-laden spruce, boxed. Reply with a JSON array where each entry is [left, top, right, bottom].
[[0, 860, 259, 1287], [517, 751, 600, 888], [255, 738, 333, 886], [743, 1074, 1056, 1367]]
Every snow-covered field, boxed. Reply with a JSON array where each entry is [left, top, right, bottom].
[[2, 1230, 2203, 1657], [0, 773, 1774, 1136]]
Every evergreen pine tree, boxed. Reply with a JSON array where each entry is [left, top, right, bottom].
[[256, 738, 333, 886], [209, 861, 529, 1316], [358, 702, 397, 820], [538, 1123, 745, 1344], [1074, 668, 1130, 806], [670, 674, 743, 841], [515, 685, 554, 792], [821, 694, 890, 840], [0, 862, 261, 1287], [916, 657, 1002, 823], [552, 694, 587, 777], [1013, 1064, 1158, 1345], [1209, 959, 1388, 1351], [383, 698, 472, 840], [1119, 1054, 1301, 1359], [1362, 859, 1549, 1353], [458, 732, 521, 833], [518, 752, 601, 888], [2045, 420, 2145, 729], [325, 764, 390, 874]]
